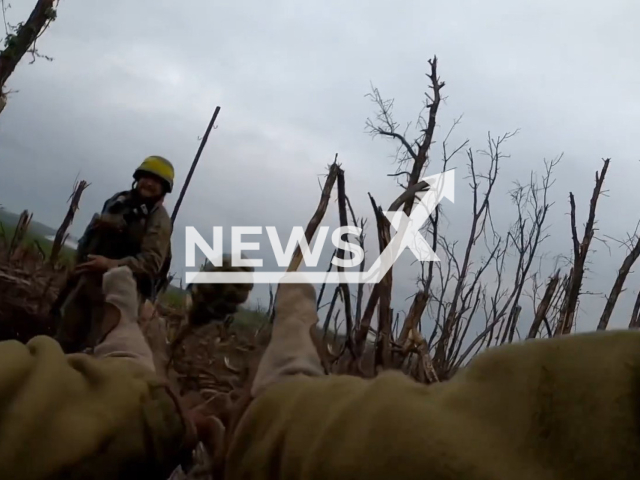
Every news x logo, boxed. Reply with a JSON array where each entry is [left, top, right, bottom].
[[185, 170, 454, 284]]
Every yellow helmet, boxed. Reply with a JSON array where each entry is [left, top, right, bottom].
[[134, 156, 175, 193]]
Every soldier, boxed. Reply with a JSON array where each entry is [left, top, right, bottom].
[[52, 156, 174, 353]]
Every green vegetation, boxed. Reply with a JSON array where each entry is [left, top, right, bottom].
[[0, 209, 59, 238], [160, 284, 269, 328], [160, 284, 187, 308], [234, 306, 270, 328], [0, 219, 76, 265]]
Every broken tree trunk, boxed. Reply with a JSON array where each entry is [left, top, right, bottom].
[[370, 195, 393, 370], [353, 180, 432, 360], [527, 271, 560, 339], [354, 286, 379, 353], [558, 159, 610, 335], [335, 167, 355, 352], [398, 290, 429, 348], [629, 290, 640, 329], [412, 326, 439, 384], [316, 249, 336, 309], [286, 161, 340, 273], [269, 160, 340, 322], [322, 287, 341, 339], [0, 0, 57, 91], [7, 210, 32, 260], [49, 179, 89, 266]]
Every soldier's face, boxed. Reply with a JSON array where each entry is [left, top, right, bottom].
[[137, 176, 164, 198]]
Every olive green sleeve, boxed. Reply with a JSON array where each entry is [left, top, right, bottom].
[[0, 336, 192, 480], [118, 207, 172, 278], [225, 331, 640, 480]]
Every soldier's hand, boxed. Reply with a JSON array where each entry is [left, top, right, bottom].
[[76, 254, 119, 273]]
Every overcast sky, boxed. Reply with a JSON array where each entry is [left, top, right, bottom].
[[1, 0, 640, 333]]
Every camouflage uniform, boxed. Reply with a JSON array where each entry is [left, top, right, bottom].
[[54, 190, 172, 353]]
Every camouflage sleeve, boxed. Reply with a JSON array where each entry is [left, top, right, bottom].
[[76, 213, 101, 262], [226, 331, 640, 480], [0, 336, 194, 479], [76, 197, 115, 262], [118, 208, 172, 278]]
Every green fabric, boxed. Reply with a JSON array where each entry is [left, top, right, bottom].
[[0, 335, 188, 480], [117, 203, 172, 283], [226, 330, 640, 480], [76, 190, 172, 296], [55, 273, 105, 353]]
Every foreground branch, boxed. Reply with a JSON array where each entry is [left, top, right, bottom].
[[286, 161, 340, 272], [49, 179, 89, 267]]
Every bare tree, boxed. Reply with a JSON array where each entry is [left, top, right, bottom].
[[355, 56, 445, 364], [498, 156, 560, 343], [556, 159, 610, 335], [336, 167, 355, 352], [439, 153, 560, 371], [399, 118, 466, 352], [366, 57, 444, 216], [368, 194, 393, 369], [345, 197, 367, 328], [527, 271, 560, 339], [431, 132, 514, 371], [356, 56, 564, 378]]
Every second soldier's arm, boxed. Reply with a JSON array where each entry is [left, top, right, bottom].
[[76, 197, 114, 263]]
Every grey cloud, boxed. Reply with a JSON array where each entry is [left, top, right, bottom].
[[1, 0, 640, 333]]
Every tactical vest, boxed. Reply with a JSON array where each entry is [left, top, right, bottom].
[[77, 191, 172, 299]]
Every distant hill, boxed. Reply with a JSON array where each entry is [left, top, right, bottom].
[[0, 208, 59, 238]]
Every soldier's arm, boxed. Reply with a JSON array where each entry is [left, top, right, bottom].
[[0, 336, 194, 479], [226, 331, 640, 480], [117, 209, 172, 277], [75, 213, 101, 262], [76, 198, 114, 262]]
